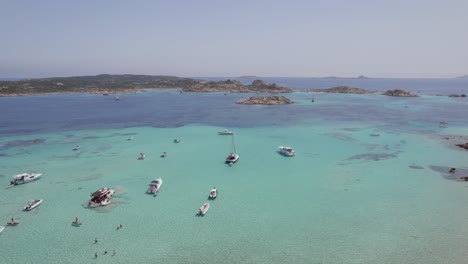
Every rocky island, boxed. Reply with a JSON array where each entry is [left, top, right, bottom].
[[307, 86, 372, 94], [236, 96, 294, 105], [181, 80, 291, 93], [0, 75, 291, 96], [382, 89, 417, 97]]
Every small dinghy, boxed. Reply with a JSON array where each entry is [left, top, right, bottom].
[[73, 145, 80, 150], [160, 152, 167, 158], [23, 199, 42, 211], [71, 217, 82, 227], [208, 188, 218, 199], [7, 218, 19, 226], [198, 203, 210, 216], [138, 152, 145, 160]]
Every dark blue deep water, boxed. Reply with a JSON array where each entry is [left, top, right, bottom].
[[1, 78, 467, 136]]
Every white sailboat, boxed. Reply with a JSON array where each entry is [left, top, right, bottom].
[[225, 135, 239, 166]]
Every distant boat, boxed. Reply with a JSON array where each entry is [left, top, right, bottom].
[[23, 199, 43, 211], [147, 178, 163, 195], [173, 139, 181, 143], [278, 146, 295, 157], [439, 120, 448, 127], [88, 187, 115, 207], [0, 226, 4, 234], [8, 173, 42, 188], [218, 129, 234, 135], [72, 217, 81, 227], [73, 145, 80, 150], [114, 96, 120, 101], [138, 152, 145, 160], [160, 152, 167, 158], [208, 188, 218, 199], [369, 133, 380, 137], [6, 218, 19, 226], [127, 136, 133, 141], [225, 135, 239, 166], [198, 203, 210, 215]]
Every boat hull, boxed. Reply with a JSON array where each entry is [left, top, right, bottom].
[[23, 199, 43, 211], [198, 203, 210, 215], [11, 173, 42, 185], [225, 154, 240, 164]]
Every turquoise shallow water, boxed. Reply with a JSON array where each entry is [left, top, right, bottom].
[[1, 91, 468, 264]]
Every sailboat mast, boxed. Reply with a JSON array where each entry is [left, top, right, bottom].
[[232, 134, 236, 153]]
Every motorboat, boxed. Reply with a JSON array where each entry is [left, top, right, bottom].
[[160, 152, 167, 158], [370, 133, 380, 137], [198, 203, 210, 215], [88, 188, 115, 208], [127, 136, 133, 141], [114, 96, 120, 101], [218, 129, 234, 135], [147, 178, 163, 195], [73, 145, 80, 150], [174, 139, 181, 143], [278, 146, 295, 157], [138, 152, 145, 160], [6, 218, 19, 226], [0, 226, 4, 233], [23, 199, 43, 211], [9, 173, 42, 187], [208, 188, 218, 199]]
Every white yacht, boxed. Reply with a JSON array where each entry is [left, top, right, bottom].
[[88, 188, 115, 207], [147, 178, 163, 195], [23, 199, 43, 211], [208, 188, 218, 199], [9, 173, 42, 186], [278, 146, 295, 157], [218, 129, 234, 135], [198, 203, 210, 215]]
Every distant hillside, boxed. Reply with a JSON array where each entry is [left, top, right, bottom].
[[0, 74, 291, 96]]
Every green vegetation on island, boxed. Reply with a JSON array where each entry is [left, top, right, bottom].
[[0, 74, 292, 96]]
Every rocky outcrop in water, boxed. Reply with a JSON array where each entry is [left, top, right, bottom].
[[236, 96, 294, 105], [456, 143, 468, 150], [182, 79, 292, 93], [382, 89, 417, 97], [308, 86, 371, 94]]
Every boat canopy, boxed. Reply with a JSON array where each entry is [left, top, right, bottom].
[[91, 188, 111, 197]]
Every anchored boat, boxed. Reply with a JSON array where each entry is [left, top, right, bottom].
[[88, 188, 115, 207]]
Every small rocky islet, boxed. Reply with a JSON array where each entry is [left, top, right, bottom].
[[236, 95, 294, 105]]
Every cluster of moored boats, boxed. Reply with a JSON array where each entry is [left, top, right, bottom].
[[1, 130, 295, 234]]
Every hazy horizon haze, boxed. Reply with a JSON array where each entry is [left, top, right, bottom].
[[1, 0, 467, 78]]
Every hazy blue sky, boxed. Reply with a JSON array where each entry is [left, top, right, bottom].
[[1, 0, 467, 78]]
